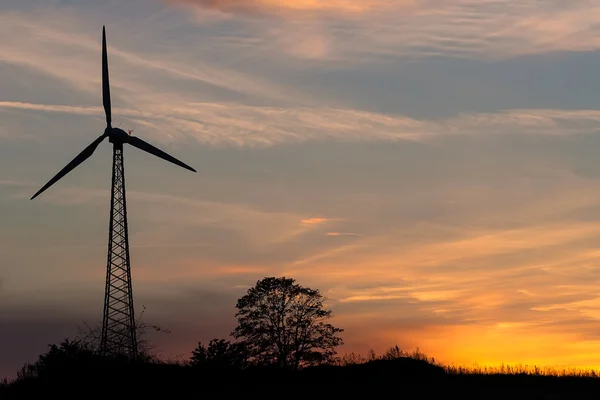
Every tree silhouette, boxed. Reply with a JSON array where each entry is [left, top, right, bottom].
[[15, 339, 96, 381], [232, 277, 344, 370], [190, 339, 249, 369]]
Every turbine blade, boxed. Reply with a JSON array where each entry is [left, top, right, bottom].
[[102, 25, 111, 126], [30, 134, 107, 200], [127, 136, 197, 173]]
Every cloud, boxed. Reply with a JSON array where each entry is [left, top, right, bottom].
[[6, 0, 600, 77], [166, 0, 401, 16], [171, 0, 600, 61], [0, 102, 100, 116], [16, 185, 315, 251], [301, 217, 328, 225], [5, 3, 600, 152], [4, 100, 600, 147], [0, 11, 302, 102], [0, 180, 35, 187]]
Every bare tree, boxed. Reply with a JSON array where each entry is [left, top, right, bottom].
[[75, 305, 170, 361]]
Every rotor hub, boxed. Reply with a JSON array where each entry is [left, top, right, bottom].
[[106, 127, 130, 144]]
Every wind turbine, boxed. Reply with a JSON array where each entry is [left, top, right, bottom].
[[30, 26, 196, 358]]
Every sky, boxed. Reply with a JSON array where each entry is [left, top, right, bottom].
[[3, 0, 600, 378]]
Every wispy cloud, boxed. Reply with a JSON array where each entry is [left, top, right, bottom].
[[4, 100, 600, 146], [167, 0, 401, 16], [0, 11, 302, 103], [301, 217, 328, 225], [0, 180, 35, 187], [18, 184, 316, 250], [172, 0, 600, 61], [4, 2, 600, 152], [0, 102, 101, 116]]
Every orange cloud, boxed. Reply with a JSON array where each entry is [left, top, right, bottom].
[[301, 217, 328, 225], [166, 0, 402, 15]]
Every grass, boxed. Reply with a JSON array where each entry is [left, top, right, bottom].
[[341, 345, 600, 377], [444, 363, 600, 377]]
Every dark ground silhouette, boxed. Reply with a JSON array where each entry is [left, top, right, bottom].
[[2, 342, 600, 399], [3, 277, 600, 398]]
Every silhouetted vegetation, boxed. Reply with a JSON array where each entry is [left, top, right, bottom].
[[73, 304, 171, 362], [187, 277, 344, 372], [190, 339, 249, 369], [3, 277, 600, 398], [232, 276, 344, 369]]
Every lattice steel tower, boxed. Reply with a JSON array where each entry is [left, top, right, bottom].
[[30, 26, 196, 358], [100, 145, 137, 357]]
